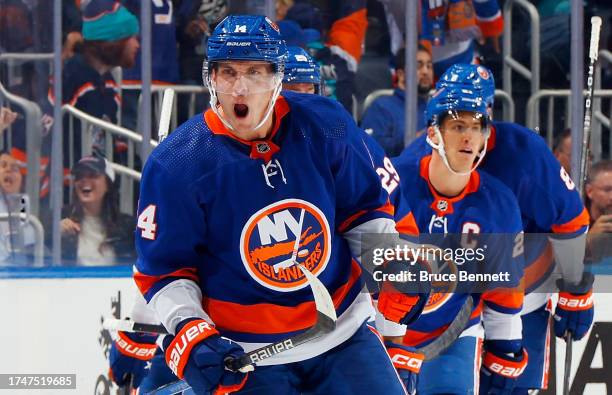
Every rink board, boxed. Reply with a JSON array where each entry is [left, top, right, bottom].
[[0, 267, 611, 394]]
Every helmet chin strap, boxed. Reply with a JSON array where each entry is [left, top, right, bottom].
[[206, 74, 283, 136], [426, 125, 490, 176]]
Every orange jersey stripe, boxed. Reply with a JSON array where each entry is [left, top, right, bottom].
[[551, 207, 590, 234], [205, 260, 362, 334], [326, 9, 368, 64], [134, 267, 200, 296], [482, 286, 524, 310], [403, 300, 482, 347], [524, 243, 554, 291], [338, 201, 395, 233], [396, 212, 419, 236]]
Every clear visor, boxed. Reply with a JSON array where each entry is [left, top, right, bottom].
[[438, 110, 489, 135], [211, 61, 283, 95]]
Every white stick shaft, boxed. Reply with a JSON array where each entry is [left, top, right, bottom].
[[158, 88, 175, 143]]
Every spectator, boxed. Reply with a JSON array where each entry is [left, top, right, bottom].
[[55, 156, 135, 266], [0, 107, 18, 133], [12, 0, 140, 201], [278, 19, 321, 48], [285, 0, 368, 113], [0, 151, 37, 265], [380, 0, 503, 77], [360, 46, 433, 157], [553, 128, 572, 174], [585, 160, 612, 262], [121, 0, 180, 131], [276, 0, 294, 20]]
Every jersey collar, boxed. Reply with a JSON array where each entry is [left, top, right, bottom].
[[203, 95, 290, 162], [486, 124, 497, 152], [419, 155, 481, 216]]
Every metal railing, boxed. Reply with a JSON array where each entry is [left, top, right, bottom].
[[0, 213, 45, 267], [120, 84, 209, 133], [0, 53, 54, 90], [62, 104, 159, 214], [0, 82, 42, 216], [503, 0, 540, 120], [526, 89, 612, 155]]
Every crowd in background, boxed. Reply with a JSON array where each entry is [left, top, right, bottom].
[[0, 0, 611, 266]]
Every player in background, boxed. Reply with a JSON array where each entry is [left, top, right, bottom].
[[134, 15, 427, 394], [400, 64, 594, 393], [282, 46, 322, 94], [385, 86, 526, 394], [280, 45, 461, 393]]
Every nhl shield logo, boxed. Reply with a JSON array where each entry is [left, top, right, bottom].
[[437, 200, 448, 212], [256, 142, 271, 154], [240, 199, 331, 292]]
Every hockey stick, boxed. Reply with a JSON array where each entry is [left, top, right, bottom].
[[157, 88, 175, 143], [103, 263, 337, 372], [562, 16, 602, 395], [563, 331, 573, 395], [142, 297, 475, 395], [578, 16, 602, 197], [418, 295, 473, 360]]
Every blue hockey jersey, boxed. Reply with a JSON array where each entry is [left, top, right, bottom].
[[400, 122, 589, 298], [390, 154, 524, 347], [134, 92, 401, 362]]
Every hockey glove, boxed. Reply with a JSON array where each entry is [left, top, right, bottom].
[[377, 261, 430, 325], [163, 318, 249, 394], [385, 341, 424, 395], [109, 331, 157, 388], [480, 340, 528, 394], [554, 272, 595, 340]]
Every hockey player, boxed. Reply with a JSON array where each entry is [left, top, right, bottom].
[[134, 15, 426, 394], [282, 46, 321, 95], [386, 86, 527, 394], [400, 64, 594, 393]]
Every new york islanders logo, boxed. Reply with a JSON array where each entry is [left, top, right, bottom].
[[240, 199, 331, 292], [477, 66, 490, 80]]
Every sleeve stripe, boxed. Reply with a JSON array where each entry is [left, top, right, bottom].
[[338, 201, 395, 233], [551, 207, 590, 234], [396, 212, 420, 236], [134, 267, 199, 296], [525, 243, 554, 291]]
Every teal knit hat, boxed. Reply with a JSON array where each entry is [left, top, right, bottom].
[[82, 1, 139, 41]]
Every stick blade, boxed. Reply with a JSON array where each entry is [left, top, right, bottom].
[[296, 262, 337, 325], [158, 88, 175, 143]]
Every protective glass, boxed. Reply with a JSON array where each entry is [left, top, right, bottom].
[[211, 61, 282, 94]]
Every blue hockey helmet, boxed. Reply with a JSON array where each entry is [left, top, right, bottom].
[[202, 15, 288, 133], [436, 64, 495, 108], [206, 15, 287, 71], [283, 46, 321, 85], [426, 86, 490, 128]]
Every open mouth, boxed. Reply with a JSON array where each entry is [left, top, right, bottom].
[[459, 149, 474, 155], [79, 185, 93, 196], [234, 104, 249, 118]]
